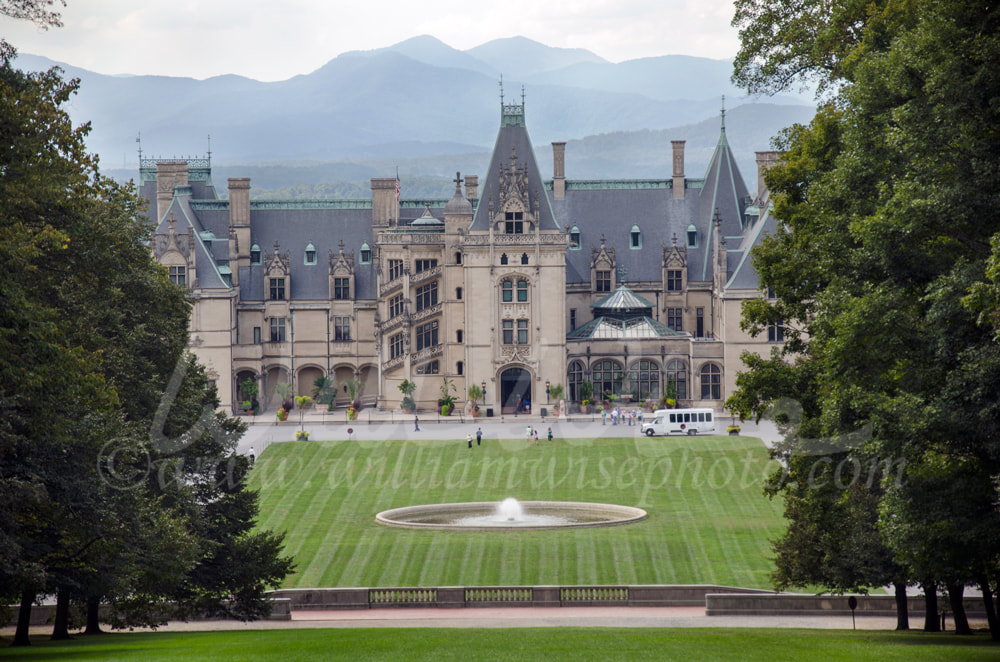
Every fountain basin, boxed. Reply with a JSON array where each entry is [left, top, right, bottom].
[[375, 500, 647, 530]]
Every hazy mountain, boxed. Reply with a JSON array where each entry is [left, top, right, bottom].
[[12, 37, 814, 175]]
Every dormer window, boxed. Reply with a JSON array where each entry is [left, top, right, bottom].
[[304, 242, 316, 265], [168, 265, 186, 287], [250, 243, 261, 265], [687, 224, 698, 248], [630, 225, 642, 249], [504, 211, 524, 234], [360, 242, 371, 264], [569, 226, 581, 249]]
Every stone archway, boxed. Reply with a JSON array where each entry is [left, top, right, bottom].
[[500, 366, 532, 415]]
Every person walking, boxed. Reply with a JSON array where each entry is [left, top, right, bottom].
[[547, 427, 553, 442], [467, 432, 473, 449], [526, 424, 533, 443], [533, 429, 539, 444], [476, 427, 482, 446], [602, 409, 607, 425], [414, 415, 420, 432], [249, 447, 256, 465]]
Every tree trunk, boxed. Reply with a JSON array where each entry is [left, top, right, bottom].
[[84, 595, 103, 635], [976, 573, 999, 642], [947, 583, 972, 635], [893, 581, 909, 631], [51, 587, 71, 640], [922, 583, 941, 632], [12, 590, 35, 646]]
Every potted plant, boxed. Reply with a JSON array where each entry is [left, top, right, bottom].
[[398, 379, 416, 413], [295, 430, 310, 441], [241, 400, 254, 416], [347, 405, 357, 421], [467, 383, 483, 417], [727, 424, 741, 436], [579, 380, 594, 414], [295, 395, 312, 433], [276, 407, 288, 422], [438, 377, 457, 416], [345, 377, 362, 411], [240, 377, 259, 414], [311, 376, 336, 407], [548, 383, 564, 415], [275, 381, 294, 412]]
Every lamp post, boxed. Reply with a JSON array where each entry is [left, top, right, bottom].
[[546, 379, 551, 404], [481, 380, 487, 407]]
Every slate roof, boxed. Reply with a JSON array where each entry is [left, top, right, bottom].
[[567, 316, 681, 339]]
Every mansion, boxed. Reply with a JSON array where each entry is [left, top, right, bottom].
[[142, 97, 782, 415]]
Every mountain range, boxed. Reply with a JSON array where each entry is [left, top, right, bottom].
[[13, 35, 816, 191]]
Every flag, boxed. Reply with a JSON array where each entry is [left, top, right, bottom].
[[395, 169, 400, 203]]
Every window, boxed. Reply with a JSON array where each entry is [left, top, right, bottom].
[[250, 244, 261, 265], [667, 307, 683, 331], [696, 307, 704, 338], [687, 224, 698, 248], [269, 278, 285, 300], [389, 333, 404, 359], [455, 252, 462, 265], [666, 360, 687, 400], [569, 308, 576, 332], [568, 360, 584, 402], [592, 360, 623, 398], [360, 243, 371, 264], [502, 319, 513, 344], [628, 360, 660, 400], [389, 294, 404, 319], [700, 364, 721, 400], [334, 316, 351, 341], [168, 265, 186, 286], [504, 211, 524, 234], [416, 281, 438, 311], [502, 281, 513, 302], [630, 225, 642, 249], [768, 321, 785, 342], [517, 279, 528, 302], [416, 360, 439, 375], [517, 319, 528, 344], [456, 287, 463, 300], [457, 361, 464, 376], [415, 259, 438, 273], [269, 317, 286, 343], [388, 259, 404, 281], [456, 330, 463, 343], [416, 320, 438, 351], [521, 253, 528, 265], [569, 226, 581, 249], [596, 270, 611, 292], [500, 253, 508, 265], [253, 326, 261, 345], [666, 270, 683, 292], [304, 243, 316, 265], [333, 277, 351, 300]]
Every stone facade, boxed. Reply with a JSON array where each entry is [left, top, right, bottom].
[[142, 97, 782, 416]]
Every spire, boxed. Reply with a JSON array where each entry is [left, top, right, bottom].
[[721, 94, 726, 133]]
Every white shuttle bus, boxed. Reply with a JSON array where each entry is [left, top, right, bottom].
[[641, 408, 716, 436]]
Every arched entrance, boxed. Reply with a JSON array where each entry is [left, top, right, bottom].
[[500, 367, 532, 415]]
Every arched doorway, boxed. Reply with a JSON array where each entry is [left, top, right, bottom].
[[297, 366, 324, 397], [500, 367, 532, 415]]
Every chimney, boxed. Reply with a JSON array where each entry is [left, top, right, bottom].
[[371, 178, 396, 227], [755, 150, 782, 203], [228, 178, 251, 273], [552, 142, 566, 199], [464, 175, 478, 201], [155, 161, 189, 222], [671, 140, 685, 198]]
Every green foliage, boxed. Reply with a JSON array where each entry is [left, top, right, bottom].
[[578, 380, 594, 403], [437, 376, 457, 409], [467, 383, 483, 406], [344, 378, 361, 408], [310, 376, 335, 405], [548, 383, 564, 402]]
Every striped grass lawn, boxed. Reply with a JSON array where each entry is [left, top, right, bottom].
[[250, 435, 786, 589]]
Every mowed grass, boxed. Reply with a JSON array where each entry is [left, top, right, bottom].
[[3, 628, 998, 661], [250, 434, 786, 589]]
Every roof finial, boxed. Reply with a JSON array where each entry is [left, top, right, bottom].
[[721, 94, 726, 132], [499, 75, 504, 107], [136, 131, 142, 163]]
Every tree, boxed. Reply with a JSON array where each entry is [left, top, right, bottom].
[[728, 0, 1000, 639], [0, 1, 64, 62]]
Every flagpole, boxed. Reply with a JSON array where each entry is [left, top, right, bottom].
[[395, 167, 400, 226]]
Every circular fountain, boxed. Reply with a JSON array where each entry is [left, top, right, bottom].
[[375, 498, 646, 531]]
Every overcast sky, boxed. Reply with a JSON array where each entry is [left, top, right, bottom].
[[3, 0, 741, 81]]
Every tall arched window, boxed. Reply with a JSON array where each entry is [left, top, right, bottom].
[[568, 360, 584, 402], [700, 363, 721, 400], [630, 224, 642, 249], [628, 360, 660, 401], [500, 253, 509, 265], [592, 359, 623, 399], [665, 360, 687, 400], [501, 281, 513, 302]]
